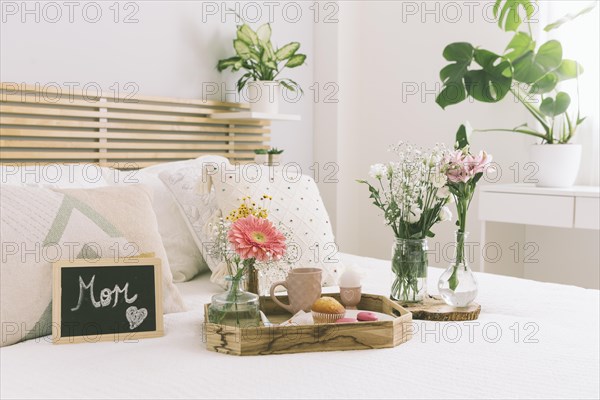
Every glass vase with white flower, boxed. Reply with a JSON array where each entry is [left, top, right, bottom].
[[438, 125, 493, 307], [207, 196, 292, 326], [358, 143, 453, 303]]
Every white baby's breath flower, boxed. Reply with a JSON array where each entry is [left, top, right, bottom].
[[439, 206, 452, 222], [369, 163, 387, 179], [430, 172, 447, 188], [436, 186, 451, 199]]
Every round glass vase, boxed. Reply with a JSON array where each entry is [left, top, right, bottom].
[[391, 238, 428, 303], [438, 231, 478, 307], [207, 276, 260, 327]]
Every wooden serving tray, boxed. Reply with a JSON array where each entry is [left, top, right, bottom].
[[203, 293, 413, 356]]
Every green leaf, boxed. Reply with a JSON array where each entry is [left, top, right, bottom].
[[535, 40, 562, 70], [216, 56, 241, 72], [264, 42, 276, 60], [529, 72, 558, 94], [261, 48, 270, 63], [512, 52, 545, 83], [555, 59, 584, 81], [540, 92, 571, 117], [279, 78, 302, 93], [232, 60, 243, 72], [256, 23, 272, 43], [442, 42, 475, 63], [436, 84, 468, 109], [494, 0, 536, 31], [279, 80, 295, 92], [464, 49, 512, 103], [512, 40, 563, 84], [436, 43, 474, 109], [275, 42, 300, 61], [285, 54, 306, 68], [236, 73, 253, 92], [248, 51, 260, 63], [455, 124, 470, 150], [544, 3, 597, 32], [513, 40, 562, 84], [236, 26, 252, 46], [505, 32, 535, 61], [238, 24, 258, 46], [233, 39, 252, 60]]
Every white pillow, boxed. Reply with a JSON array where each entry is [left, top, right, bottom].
[[161, 160, 343, 287], [1, 163, 107, 188], [102, 158, 223, 282], [0, 184, 186, 347], [157, 157, 224, 281]]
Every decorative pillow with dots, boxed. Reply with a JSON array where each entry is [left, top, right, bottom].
[[207, 162, 343, 287]]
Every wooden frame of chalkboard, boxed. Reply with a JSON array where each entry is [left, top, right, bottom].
[[52, 258, 164, 344]]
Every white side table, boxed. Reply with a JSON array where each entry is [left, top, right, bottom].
[[478, 184, 600, 288]]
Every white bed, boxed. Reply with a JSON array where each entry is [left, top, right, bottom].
[[2, 253, 598, 400]]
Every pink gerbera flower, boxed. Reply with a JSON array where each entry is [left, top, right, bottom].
[[228, 215, 286, 262]]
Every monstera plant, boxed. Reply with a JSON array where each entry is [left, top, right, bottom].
[[436, 0, 595, 145], [217, 23, 307, 93], [435, 0, 596, 187]]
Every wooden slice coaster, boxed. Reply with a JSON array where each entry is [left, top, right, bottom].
[[398, 295, 481, 321]]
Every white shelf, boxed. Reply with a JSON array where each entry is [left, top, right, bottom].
[[210, 112, 301, 121], [479, 183, 599, 230], [479, 184, 599, 198]]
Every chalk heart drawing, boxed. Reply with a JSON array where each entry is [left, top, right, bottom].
[[126, 306, 148, 330]]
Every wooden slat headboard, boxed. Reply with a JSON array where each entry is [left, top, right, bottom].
[[0, 83, 270, 168]]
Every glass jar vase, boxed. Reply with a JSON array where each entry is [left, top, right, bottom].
[[207, 276, 260, 327], [391, 238, 428, 303], [438, 231, 478, 307]]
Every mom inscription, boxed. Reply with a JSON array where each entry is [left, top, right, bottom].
[[52, 258, 163, 344]]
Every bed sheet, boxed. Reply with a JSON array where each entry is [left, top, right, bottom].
[[1, 253, 598, 399]]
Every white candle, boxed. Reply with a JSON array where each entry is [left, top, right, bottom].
[[339, 266, 362, 288]]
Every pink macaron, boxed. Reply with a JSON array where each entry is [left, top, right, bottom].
[[335, 318, 358, 323], [356, 312, 378, 322]]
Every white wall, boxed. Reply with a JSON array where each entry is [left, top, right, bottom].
[[2, 0, 598, 278], [315, 1, 535, 270], [314, 1, 599, 285], [0, 0, 315, 170]]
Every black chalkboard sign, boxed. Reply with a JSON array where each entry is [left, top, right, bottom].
[[52, 258, 163, 344]]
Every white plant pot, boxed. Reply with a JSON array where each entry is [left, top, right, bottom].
[[529, 144, 582, 188], [254, 153, 268, 164], [268, 153, 282, 166], [247, 81, 280, 114]]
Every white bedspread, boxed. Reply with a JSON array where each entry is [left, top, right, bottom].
[[2, 253, 599, 399]]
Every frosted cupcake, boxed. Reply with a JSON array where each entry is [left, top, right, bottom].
[[311, 296, 346, 324]]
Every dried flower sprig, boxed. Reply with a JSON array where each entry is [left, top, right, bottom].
[[226, 195, 272, 221]]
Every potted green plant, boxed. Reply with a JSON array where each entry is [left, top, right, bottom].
[[254, 149, 268, 164], [267, 148, 284, 165], [217, 23, 307, 114], [436, 0, 595, 187]]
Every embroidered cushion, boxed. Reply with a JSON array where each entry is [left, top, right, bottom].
[[161, 160, 343, 288]]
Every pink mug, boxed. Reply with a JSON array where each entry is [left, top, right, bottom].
[[270, 268, 322, 314]]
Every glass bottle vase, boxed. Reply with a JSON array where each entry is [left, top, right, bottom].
[[207, 276, 260, 327], [391, 238, 428, 303], [438, 231, 478, 307]]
